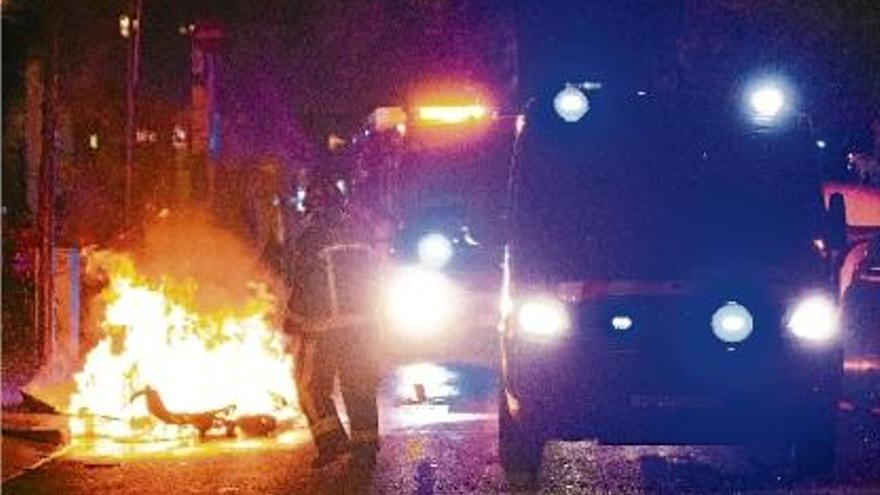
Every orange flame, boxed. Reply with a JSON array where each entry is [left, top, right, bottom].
[[68, 250, 300, 446]]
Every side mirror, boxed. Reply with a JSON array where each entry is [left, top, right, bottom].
[[826, 192, 848, 252]]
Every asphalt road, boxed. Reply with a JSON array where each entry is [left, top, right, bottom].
[[4, 357, 880, 494]]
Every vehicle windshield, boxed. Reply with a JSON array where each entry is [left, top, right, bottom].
[[514, 97, 826, 281]]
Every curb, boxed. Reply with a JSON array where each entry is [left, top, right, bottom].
[[2, 415, 71, 484], [2, 441, 70, 484], [2, 426, 68, 445]]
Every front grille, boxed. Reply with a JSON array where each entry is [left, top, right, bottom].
[[572, 295, 786, 393], [576, 295, 780, 347]]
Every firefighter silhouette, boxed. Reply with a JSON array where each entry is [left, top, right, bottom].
[[285, 166, 383, 470]]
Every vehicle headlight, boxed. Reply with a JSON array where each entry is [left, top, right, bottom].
[[386, 267, 459, 337], [787, 294, 839, 343], [611, 315, 634, 331], [711, 301, 754, 343], [417, 233, 454, 268], [517, 296, 570, 341]]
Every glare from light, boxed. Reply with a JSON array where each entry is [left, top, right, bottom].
[[554, 85, 590, 123], [369, 106, 407, 132], [172, 124, 187, 150], [119, 15, 132, 38], [611, 315, 633, 331], [711, 302, 754, 343], [816, 139, 827, 149], [417, 105, 487, 125], [417, 233, 454, 268], [461, 227, 480, 246], [517, 297, 570, 340], [788, 295, 838, 343], [514, 114, 527, 137], [749, 85, 786, 120], [295, 187, 306, 213], [327, 134, 346, 151], [386, 267, 458, 337], [395, 363, 458, 403]]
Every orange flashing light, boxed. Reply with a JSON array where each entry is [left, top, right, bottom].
[[416, 104, 488, 125]]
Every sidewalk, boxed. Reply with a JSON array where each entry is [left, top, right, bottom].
[[2, 408, 70, 483], [2, 350, 70, 483]]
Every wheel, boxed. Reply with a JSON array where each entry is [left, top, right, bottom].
[[498, 396, 545, 488]]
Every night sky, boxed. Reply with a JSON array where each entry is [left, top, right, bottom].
[[3, 0, 879, 164]]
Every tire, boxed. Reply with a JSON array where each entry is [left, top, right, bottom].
[[498, 396, 545, 488]]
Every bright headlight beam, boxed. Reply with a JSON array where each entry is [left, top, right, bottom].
[[788, 295, 838, 343], [749, 86, 785, 118], [417, 233, 454, 268], [386, 267, 458, 337], [517, 297, 570, 340], [711, 302, 754, 343], [611, 315, 633, 331]]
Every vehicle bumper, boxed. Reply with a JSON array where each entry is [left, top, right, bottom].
[[503, 336, 841, 444]]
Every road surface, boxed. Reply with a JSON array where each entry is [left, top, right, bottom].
[[4, 355, 880, 494]]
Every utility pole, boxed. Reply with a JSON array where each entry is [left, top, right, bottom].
[[124, 0, 144, 227], [36, 1, 60, 363], [190, 19, 223, 206]]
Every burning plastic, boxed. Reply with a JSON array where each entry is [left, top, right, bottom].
[[130, 386, 281, 439], [131, 386, 236, 438], [67, 213, 302, 447]]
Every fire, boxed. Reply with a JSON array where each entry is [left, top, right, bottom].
[[68, 251, 301, 445]]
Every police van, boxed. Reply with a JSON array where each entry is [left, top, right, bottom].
[[499, 1, 845, 482]]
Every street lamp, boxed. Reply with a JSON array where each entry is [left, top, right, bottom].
[[121, 0, 144, 227], [745, 78, 793, 126], [554, 84, 589, 123], [750, 86, 785, 118], [553, 81, 602, 123], [119, 15, 132, 38]]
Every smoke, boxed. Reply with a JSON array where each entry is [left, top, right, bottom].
[[21, 208, 290, 412], [125, 208, 287, 319]]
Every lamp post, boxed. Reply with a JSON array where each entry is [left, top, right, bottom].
[[121, 0, 143, 227], [36, 1, 60, 363]]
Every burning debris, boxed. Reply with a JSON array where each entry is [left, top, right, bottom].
[[66, 212, 302, 448], [131, 386, 236, 439], [130, 386, 279, 439]]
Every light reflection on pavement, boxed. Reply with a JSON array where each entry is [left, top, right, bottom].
[[382, 362, 496, 431], [65, 429, 311, 461], [5, 358, 879, 494]]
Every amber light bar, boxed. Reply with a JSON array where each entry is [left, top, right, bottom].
[[416, 105, 489, 125]]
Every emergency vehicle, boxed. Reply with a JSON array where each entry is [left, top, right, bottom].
[[498, 1, 845, 483], [498, 90, 845, 482], [335, 102, 512, 361], [823, 181, 880, 415]]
